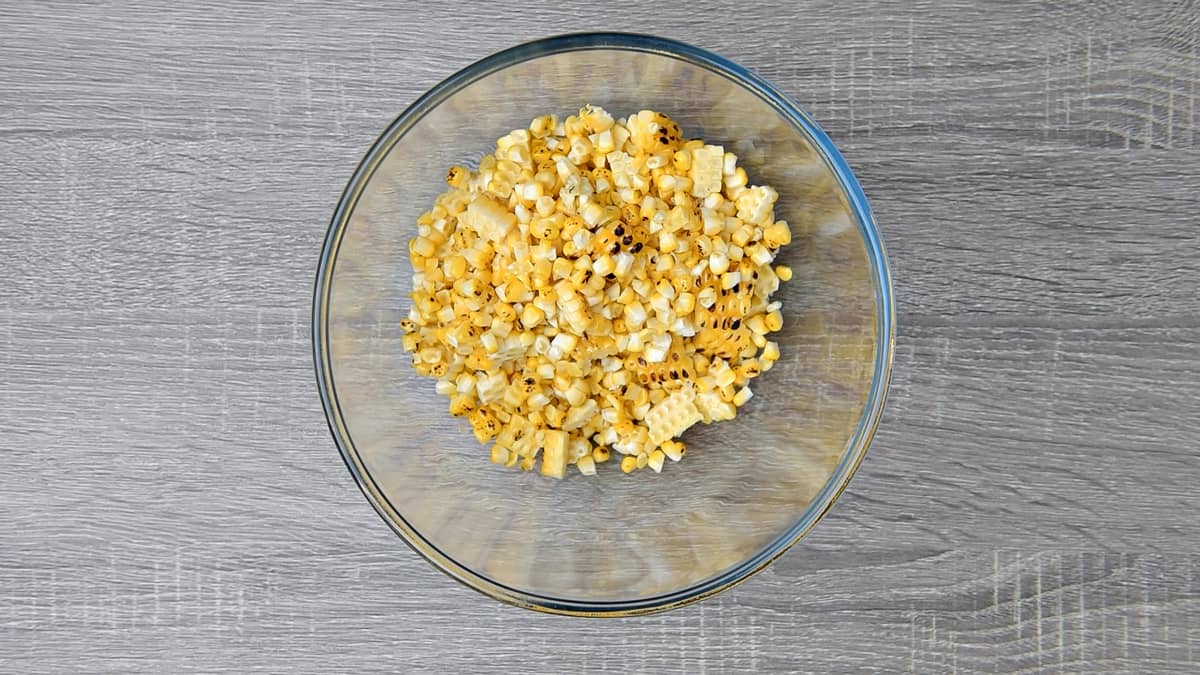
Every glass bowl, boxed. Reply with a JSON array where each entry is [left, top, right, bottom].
[[313, 33, 893, 616]]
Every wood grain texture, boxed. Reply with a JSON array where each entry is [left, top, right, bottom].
[[1, 0, 1198, 672]]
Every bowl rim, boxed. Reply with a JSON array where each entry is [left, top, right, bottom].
[[313, 31, 895, 617]]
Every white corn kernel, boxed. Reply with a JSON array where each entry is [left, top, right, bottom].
[[576, 455, 597, 476], [708, 251, 729, 275], [613, 252, 634, 277]]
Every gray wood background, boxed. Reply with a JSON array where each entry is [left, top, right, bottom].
[[2, 0, 1198, 672]]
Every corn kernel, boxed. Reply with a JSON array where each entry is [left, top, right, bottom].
[[761, 341, 780, 363], [410, 237, 436, 258], [620, 456, 637, 473], [660, 440, 686, 462], [764, 310, 783, 332], [647, 449, 666, 473], [521, 304, 545, 329], [763, 221, 792, 248], [490, 445, 508, 465], [576, 455, 597, 476], [774, 264, 793, 282]]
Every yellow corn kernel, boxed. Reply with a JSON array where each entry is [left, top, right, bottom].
[[593, 446, 611, 463], [635, 453, 649, 469], [401, 333, 420, 353], [530, 218, 559, 240], [647, 449, 666, 473], [490, 444, 509, 465], [520, 303, 545, 329], [504, 447, 520, 467], [731, 225, 753, 247], [620, 455, 638, 474], [736, 361, 762, 382], [544, 404, 566, 428], [448, 395, 475, 417], [674, 292, 696, 315], [774, 264, 793, 282], [410, 237, 435, 258], [733, 386, 754, 407], [660, 440, 686, 462], [446, 165, 470, 188], [746, 314, 768, 336], [519, 455, 535, 472], [764, 310, 783, 332], [469, 409, 501, 442], [763, 221, 792, 248], [492, 303, 516, 324], [761, 341, 780, 363], [465, 349, 493, 371], [529, 114, 557, 137]]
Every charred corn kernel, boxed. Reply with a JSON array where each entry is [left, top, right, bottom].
[[494, 303, 516, 324], [774, 264, 793, 282], [402, 333, 421, 352], [620, 455, 638, 474], [448, 395, 475, 417], [736, 361, 762, 381], [446, 165, 471, 189]]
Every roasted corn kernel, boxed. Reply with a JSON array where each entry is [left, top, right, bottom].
[[402, 106, 794, 478]]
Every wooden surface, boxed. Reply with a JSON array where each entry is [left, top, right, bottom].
[[2, 0, 1198, 672]]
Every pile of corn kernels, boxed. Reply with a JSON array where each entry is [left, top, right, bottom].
[[402, 106, 792, 478]]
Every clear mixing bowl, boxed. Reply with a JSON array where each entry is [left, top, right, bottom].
[[313, 33, 894, 616]]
